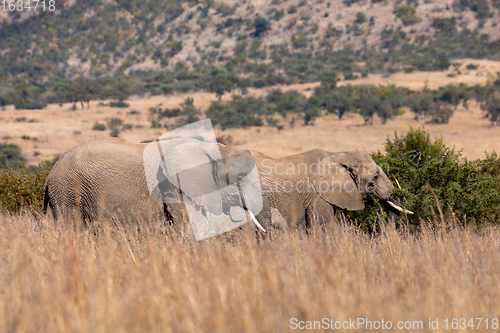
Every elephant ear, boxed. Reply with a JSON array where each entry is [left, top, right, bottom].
[[308, 155, 365, 211]]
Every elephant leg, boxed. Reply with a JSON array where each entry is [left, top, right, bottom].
[[270, 207, 287, 230], [306, 198, 335, 227]]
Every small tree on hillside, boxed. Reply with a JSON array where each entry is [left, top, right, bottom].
[[324, 91, 353, 119], [209, 74, 233, 101], [481, 91, 500, 126], [65, 77, 100, 109], [318, 69, 338, 89], [104, 78, 133, 107], [253, 16, 269, 37]]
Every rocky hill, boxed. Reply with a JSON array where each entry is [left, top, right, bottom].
[[1, 0, 500, 78], [1, 0, 500, 111]]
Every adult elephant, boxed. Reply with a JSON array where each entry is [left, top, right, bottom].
[[252, 149, 412, 230], [43, 137, 264, 236]]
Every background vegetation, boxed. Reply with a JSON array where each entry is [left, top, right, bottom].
[[2, 0, 500, 117]]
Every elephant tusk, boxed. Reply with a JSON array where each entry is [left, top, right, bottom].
[[248, 210, 266, 232], [387, 201, 414, 215]]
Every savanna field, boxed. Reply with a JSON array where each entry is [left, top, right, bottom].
[[1, 68, 500, 331], [1, 215, 500, 332], [3, 0, 500, 330]]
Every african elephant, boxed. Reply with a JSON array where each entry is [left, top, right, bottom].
[[43, 137, 264, 237], [252, 149, 412, 230]]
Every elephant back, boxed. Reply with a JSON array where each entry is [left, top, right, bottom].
[[44, 138, 161, 223]]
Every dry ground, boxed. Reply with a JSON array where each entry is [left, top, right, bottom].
[[1, 59, 499, 164], [1, 214, 499, 332]]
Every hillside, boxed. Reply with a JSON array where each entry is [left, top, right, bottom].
[[2, 0, 500, 107], [1, 0, 500, 75]]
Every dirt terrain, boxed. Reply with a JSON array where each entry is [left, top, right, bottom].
[[1, 59, 499, 164]]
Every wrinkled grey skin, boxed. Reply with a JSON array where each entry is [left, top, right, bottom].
[[252, 149, 399, 230], [43, 137, 261, 226]]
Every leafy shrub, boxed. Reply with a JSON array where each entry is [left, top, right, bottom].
[[253, 17, 269, 37], [109, 101, 130, 108], [0, 143, 25, 170], [207, 95, 266, 129], [110, 128, 121, 137], [368, 127, 500, 228], [396, 5, 422, 26], [354, 12, 365, 24], [0, 163, 51, 213], [0, 94, 11, 106], [92, 122, 107, 131], [106, 117, 123, 130], [481, 91, 500, 125], [432, 17, 456, 34], [14, 99, 47, 110], [426, 103, 454, 124]]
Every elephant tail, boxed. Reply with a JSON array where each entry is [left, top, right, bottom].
[[42, 183, 50, 215]]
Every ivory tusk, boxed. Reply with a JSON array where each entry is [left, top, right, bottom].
[[248, 210, 266, 232], [387, 201, 414, 215]]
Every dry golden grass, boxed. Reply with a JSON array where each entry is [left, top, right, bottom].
[[1, 213, 500, 332]]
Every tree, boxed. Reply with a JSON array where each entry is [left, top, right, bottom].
[[12, 79, 46, 110], [65, 77, 100, 109], [324, 91, 353, 119], [237, 78, 251, 95], [355, 11, 365, 24], [432, 17, 456, 35], [253, 16, 269, 37], [356, 94, 378, 125], [396, 5, 422, 26], [481, 91, 500, 125], [105, 78, 133, 107], [407, 88, 435, 120], [209, 74, 233, 101], [0, 143, 25, 170], [178, 97, 201, 125], [427, 103, 454, 124], [318, 69, 338, 89], [434, 52, 451, 70]]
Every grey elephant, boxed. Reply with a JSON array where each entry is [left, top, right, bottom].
[[43, 137, 265, 237], [252, 149, 412, 230]]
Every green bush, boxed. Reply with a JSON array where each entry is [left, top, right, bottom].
[[106, 117, 123, 130], [432, 17, 456, 34], [0, 143, 26, 171], [92, 122, 107, 131], [253, 17, 269, 37], [426, 103, 454, 124], [367, 127, 500, 229], [0, 164, 50, 213], [110, 128, 121, 137], [481, 91, 500, 124], [396, 5, 422, 26]]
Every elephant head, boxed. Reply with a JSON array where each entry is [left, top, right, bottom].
[[143, 137, 264, 239], [308, 151, 412, 214]]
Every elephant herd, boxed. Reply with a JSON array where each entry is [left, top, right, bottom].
[[43, 137, 412, 237]]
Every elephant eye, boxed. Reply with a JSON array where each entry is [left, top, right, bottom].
[[366, 181, 376, 192]]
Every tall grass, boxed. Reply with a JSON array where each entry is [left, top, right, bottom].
[[1, 214, 499, 332]]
